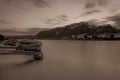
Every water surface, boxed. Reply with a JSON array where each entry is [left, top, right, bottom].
[[0, 40, 120, 80]]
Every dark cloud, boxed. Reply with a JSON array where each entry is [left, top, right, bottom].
[[85, 0, 109, 9], [85, 1, 96, 9], [57, 15, 68, 21], [5, 0, 12, 2], [45, 15, 69, 25], [26, 28, 49, 34], [0, 19, 10, 24], [4, 0, 23, 3], [107, 14, 120, 28], [82, 10, 101, 16], [4, 0, 50, 8], [30, 0, 50, 8]]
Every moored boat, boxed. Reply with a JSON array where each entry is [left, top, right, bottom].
[[16, 40, 42, 51]]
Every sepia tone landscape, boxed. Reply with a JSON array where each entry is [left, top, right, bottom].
[[0, 0, 120, 80]]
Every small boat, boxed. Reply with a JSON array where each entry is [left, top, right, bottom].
[[4, 39, 18, 46], [16, 40, 42, 51]]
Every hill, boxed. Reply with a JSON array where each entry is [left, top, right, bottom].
[[36, 22, 120, 40]]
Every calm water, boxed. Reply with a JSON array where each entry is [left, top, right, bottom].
[[0, 40, 120, 80]]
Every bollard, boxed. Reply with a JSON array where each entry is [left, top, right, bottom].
[[33, 51, 43, 60]]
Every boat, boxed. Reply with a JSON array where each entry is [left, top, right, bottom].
[[1, 39, 43, 60], [16, 40, 42, 51], [4, 39, 18, 46]]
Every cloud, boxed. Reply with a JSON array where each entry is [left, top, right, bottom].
[[82, 10, 101, 16], [26, 28, 49, 34], [5, 0, 12, 2], [85, 0, 109, 9], [45, 15, 69, 25], [111, 7, 120, 13], [4, 0, 23, 3], [0, 29, 26, 36], [85, 1, 96, 9], [87, 19, 110, 25], [30, 0, 50, 8], [0, 28, 49, 36], [0, 19, 10, 24], [4, 0, 50, 8], [107, 14, 120, 28]]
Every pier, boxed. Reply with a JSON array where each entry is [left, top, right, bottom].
[[0, 46, 43, 60]]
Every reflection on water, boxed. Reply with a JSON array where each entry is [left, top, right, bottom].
[[0, 40, 120, 80], [14, 59, 42, 68]]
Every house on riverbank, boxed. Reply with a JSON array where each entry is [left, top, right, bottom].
[[114, 33, 120, 39], [96, 33, 120, 40], [71, 34, 93, 40], [70, 33, 120, 40]]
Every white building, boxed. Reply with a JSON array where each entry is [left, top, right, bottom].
[[114, 33, 120, 38], [76, 34, 85, 39]]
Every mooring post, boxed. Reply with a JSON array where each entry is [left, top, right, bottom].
[[33, 51, 43, 60]]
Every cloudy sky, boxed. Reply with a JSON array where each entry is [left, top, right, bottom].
[[0, 0, 120, 35]]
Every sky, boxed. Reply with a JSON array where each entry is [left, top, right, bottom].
[[0, 0, 120, 35]]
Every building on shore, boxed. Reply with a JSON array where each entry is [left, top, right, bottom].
[[63, 33, 120, 40], [114, 33, 120, 39], [97, 33, 120, 40]]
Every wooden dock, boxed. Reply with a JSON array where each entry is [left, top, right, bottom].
[[0, 50, 35, 55], [0, 46, 16, 49], [0, 46, 43, 60], [0, 46, 33, 55]]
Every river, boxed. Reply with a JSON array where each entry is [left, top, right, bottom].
[[0, 40, 120, 80]]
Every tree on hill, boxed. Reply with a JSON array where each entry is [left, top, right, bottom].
[[0, 34, 5, 40]]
